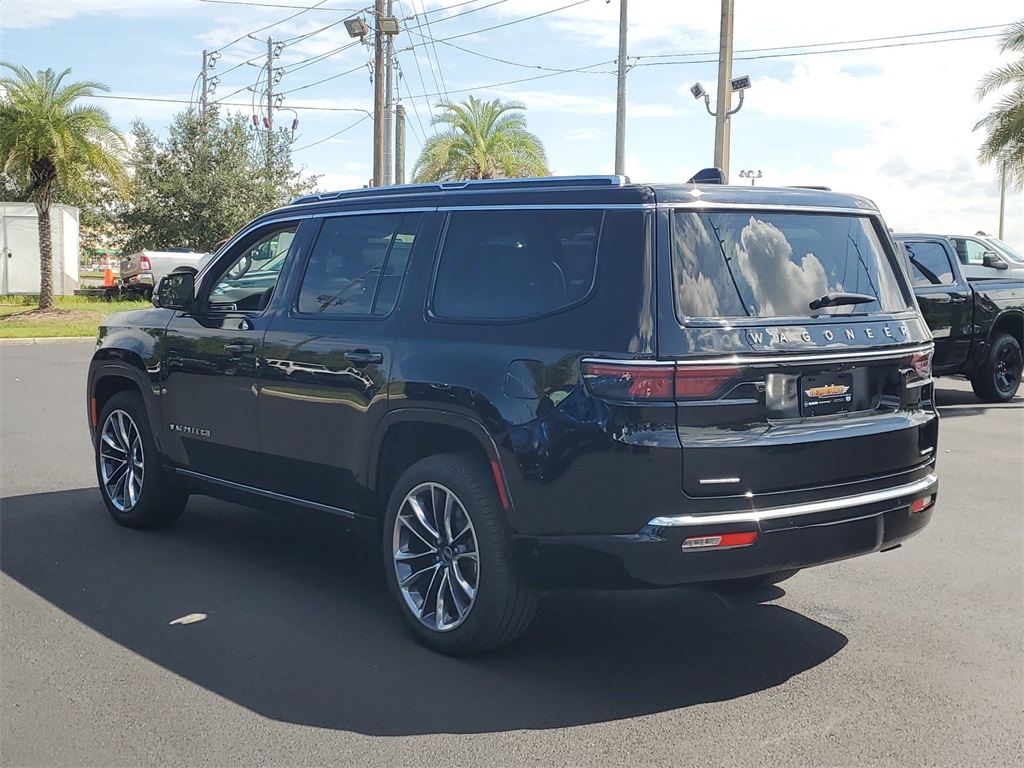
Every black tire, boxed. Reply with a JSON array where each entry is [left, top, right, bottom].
[[95, 391, 188, 528], [711, 568, 801, 592], [970, 332, 1022, 403], [382, 453, 537, 655]]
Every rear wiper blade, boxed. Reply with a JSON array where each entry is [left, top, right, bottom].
[[809, 291, 877, 311]]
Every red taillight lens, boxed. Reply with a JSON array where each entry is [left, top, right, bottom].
[[582, 362, 742, 401], [910, 495, 934, 514], [581, 363, 675, 401], [681, 531, 758, 550], [675, 366, 742, 398], [139, 256, 152, 270], [908, 350, 933, 386]]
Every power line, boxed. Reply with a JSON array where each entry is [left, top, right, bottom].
[[633, 23, 1012, 62], [277, 61, 369, 95], [422, 0, 593, 44], [86, 93, 372, 113], [210, 0, 331, 51], [292, 113, 372, 151], [400, 58, 616, 102], [409, 31, 614, 74], [411, 0, 449, 102], [198, 0, 361, 10], [632, 31, 1004, 69]]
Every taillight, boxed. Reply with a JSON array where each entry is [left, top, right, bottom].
[[907, 349, 933, 387], [139, 256, 152, 270], [581, 361, 741, 401], [681, 531, 758, 550], [675, 366, 742, 397], [581, 363, 674, 401]]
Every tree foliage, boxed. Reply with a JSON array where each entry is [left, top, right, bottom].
[[0, 63, 126, 307], [120, 108, 317, 254], [412, 96, 550, 183], [975, 19, 1024, 189]]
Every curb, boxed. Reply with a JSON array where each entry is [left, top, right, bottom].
[[0, 336, 95, 346]]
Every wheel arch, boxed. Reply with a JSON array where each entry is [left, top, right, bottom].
[[88, 356, 165, 452], [989, 310, 1024, 351], [371, 409, 515, 528]]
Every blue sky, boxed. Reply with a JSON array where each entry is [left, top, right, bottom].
[[3, 0, 1022, 248]]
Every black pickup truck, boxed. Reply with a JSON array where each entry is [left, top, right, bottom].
[[895, 233, 1024, 402]]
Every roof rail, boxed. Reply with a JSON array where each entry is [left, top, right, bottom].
[[289, 175, 631, 206]]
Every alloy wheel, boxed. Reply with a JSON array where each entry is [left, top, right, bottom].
[[99, 409, 145, 512], [995, 343, 1023, 395], [392, 481, 480, 632]]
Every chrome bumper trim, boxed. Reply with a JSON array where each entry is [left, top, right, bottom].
[[646, 473, 938, 528]]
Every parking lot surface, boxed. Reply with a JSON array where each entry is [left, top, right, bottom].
[[1, 342, 1022, 767]]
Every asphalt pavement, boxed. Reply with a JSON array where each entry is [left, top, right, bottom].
[[1, 342, 1021, 767]]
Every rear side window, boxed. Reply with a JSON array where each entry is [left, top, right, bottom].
[[432, 209, 602, 320], [904, 241, 955, 286], [671, 210, 909, 319], [296, 213, 421, 316]]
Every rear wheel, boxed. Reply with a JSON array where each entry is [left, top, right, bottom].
[[95, 391, 188, 528], [383, 453, 537, 655], [970, 332, 1022, 402]]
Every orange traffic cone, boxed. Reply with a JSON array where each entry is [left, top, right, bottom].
[[103, 267, 114, 287]]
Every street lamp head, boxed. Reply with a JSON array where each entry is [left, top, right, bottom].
[[344, 17, 370, 38], [730, 74, 752, 92], [689, 82, 707, 100]]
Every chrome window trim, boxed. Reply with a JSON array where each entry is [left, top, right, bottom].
[[660, 202, 878, 215], [583, 343, 932, 369], [645, 473, 937, 528], [436, 204, 654, 212]]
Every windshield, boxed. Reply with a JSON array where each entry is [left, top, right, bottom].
[[671, 210, 909, 319], [986, 237, 1024, 265]]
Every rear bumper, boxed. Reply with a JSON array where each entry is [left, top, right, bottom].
[[121, 273, 155, 288], [512, 473, 937, 588]]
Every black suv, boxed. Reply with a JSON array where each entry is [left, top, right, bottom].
[[87, 176, 939, 654]]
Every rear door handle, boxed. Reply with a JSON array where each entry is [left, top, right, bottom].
[[348, 350, 384, 366], [224, 343, 254, 354], [948, 294, 968, 304]]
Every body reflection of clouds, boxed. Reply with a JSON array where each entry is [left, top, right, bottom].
[[735, 217, 829, 317]]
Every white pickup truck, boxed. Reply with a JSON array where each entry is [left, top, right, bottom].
[[119, 249, 214, 298]]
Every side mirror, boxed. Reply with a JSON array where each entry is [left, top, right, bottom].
[[153, 270, 195, 311], [982, 251, 1009, 270]]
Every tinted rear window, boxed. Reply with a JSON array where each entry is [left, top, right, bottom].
[[432, 209, 602, 321], [671, 211, 908, 319]]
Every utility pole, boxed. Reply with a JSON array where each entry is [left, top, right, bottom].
[[266, 36, 275, 134], [614, 0, 627, 176], [383, 0, 395, 186], [395, 103, 406, 185], [998, 160, 1007, 239], [714, 0, 735, 180], [201, 50, 209, 119], [373, 0, 385, 187]]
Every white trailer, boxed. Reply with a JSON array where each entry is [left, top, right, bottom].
[[0, 202, 80, 295]]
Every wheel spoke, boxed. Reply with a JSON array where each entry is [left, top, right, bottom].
[[418, 565, 443, 621], [451, 560, 476, 602], [102, 432, 126, 453], [441, 490, 455, 543], [399, 561, 439, 588], [406, 495, 439, 541], [399, 513, 437, 551], [395, 546, 436, 561], [435, 569, 450, 629]]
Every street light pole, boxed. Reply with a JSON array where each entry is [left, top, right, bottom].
[[373, 0, 385, 187], [614, 0, 628, 176], [383, 0, 394, 186], [998, 159, 1006, 239], [714, 0, 735, 180]]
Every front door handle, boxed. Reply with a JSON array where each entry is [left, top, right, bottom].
[[224, 343, 254, 354], [348, 349, 383, 366], [948, 294, 968, 304]]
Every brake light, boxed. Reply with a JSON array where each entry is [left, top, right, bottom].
[[675, 366, 742, 397], [581, 363, 674, 401], [139, 256, 152, 271], [581, 361, 742, 401], [908, 350, 933, 386]]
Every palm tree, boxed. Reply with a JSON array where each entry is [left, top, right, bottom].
[[975, 20, 1024, 189], [412, 96, 550, 183], [0, 64, 125, 309]]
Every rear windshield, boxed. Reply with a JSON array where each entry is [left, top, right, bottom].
[[671, 210, 909, 319]]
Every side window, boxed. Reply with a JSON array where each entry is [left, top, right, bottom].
[[432, 209, 602, 321], [905, 242, 955, 287], [208, 225, 298, 312], [296, 213, 420, 316]]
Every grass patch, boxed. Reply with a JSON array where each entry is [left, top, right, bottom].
[[0, 295, 151, 338]]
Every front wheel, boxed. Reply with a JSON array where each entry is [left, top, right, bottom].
[[95, 391, 188, 528], [382, 454, 537, 655], [970, 332, 1022, 403]]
